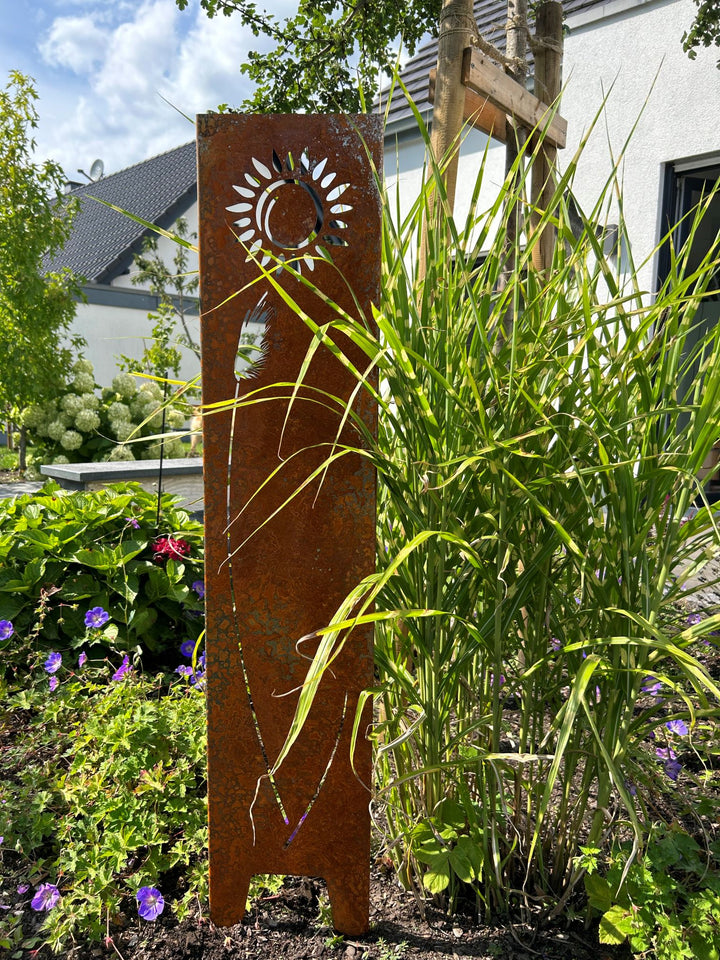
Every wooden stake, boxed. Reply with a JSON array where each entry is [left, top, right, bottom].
[[419, 0, 476, 279], [529, 1, 564, 274]]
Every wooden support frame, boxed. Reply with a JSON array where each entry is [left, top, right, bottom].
[[462, 47, 566, 148], [430, 45, 567, 148], [429, 68, 507, 142]]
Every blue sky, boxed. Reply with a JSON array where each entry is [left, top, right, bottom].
[[0, 0, 297, 179]]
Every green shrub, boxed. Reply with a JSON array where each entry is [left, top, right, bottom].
[[0, 673, 208, 953], [21, 358, 193, 465], [0, 482, 204, 677]]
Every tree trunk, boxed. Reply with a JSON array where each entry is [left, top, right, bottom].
[[19, 425, 26, 472], [497, 0, 529, 346], [429, 0, 477, 212], [420, 0, 476, 277], [503, 0, 529, 233], [529, 1, 564, 274]]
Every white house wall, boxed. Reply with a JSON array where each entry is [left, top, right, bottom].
[[73, 296, 201, 387], [387, 0, 720, 295], [559, 0, 720, 295], [384, 127, 507, 245]]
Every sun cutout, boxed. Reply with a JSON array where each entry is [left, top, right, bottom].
[[226, 148, 352, 274]]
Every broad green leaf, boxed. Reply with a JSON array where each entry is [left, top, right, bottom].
[[599, 906, 634, 945]]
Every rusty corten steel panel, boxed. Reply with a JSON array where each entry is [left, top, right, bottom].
[[197, 114, 382, 936]]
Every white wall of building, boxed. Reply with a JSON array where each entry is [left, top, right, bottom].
[[74, 202, 201, 387], [559, 0, 720, 295], [387, 0, 720, 295], [73, 295, 201, 387]]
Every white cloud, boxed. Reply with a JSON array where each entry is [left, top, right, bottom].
[[38, 15, 109, 74], [33, 0, 299, 176]]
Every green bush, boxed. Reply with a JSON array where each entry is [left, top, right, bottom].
[[0, 674, 208, 953], [0, 482, 204, 677], [21, 358, 193, 465]]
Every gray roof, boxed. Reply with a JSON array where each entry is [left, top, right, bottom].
[[45, 141, 196, 283], [380, 0, 609, 131]]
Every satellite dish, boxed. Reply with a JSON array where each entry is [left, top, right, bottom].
[[89, 158, 104, 181]]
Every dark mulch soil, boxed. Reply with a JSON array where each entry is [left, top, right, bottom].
[[9, 869, 629, 960], [0, 470, 25, 483]]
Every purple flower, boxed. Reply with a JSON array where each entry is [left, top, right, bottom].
[[624, 779, 637, 797], [17, 883, 30, 895], [666, 719, 689, 736], [85, 607, 110, 629], [0, 620, 13, 641], [192, 580, 205, 599], [44, 652, 62, 674], [111, 655, 131, 682], [78, 651, 87, 669], [550, 637, 562, 652], [126, 517, 140, 529], [641, 676, 663, 696], [49, 676, 59, 693], [687, 612, 703, 626], [180, 640, 195, 658], [31, 883, 60, 912], [664, 758, 682, 781], [175, 665, 193, 677], [655, 746, 677, 761], [136, 886, 164, 921]]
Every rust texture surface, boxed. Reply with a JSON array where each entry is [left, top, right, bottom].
[[197, 114, 382, 936]]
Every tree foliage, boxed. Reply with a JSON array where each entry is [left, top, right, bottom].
[[0, 71, 83, 412], [683, 0, 720, 66], [174, 0, 443, 112]]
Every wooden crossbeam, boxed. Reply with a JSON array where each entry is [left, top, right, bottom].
[[461, 46, 567, 149], [429, 68, 507, 142]]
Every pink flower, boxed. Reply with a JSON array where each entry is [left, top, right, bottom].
[[152, 536, 191, 564]]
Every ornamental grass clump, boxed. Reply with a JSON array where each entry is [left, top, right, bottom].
[[238, 108, 720, 924], [21, 358, 192, 465]]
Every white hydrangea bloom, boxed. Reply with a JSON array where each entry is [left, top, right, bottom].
[[79, 392, 100, 410], [61, 394, 84, 416], [107, 445, 135, 461], [139, 382, 163, 401], [47, 419, 69, 441], [75, 409, 101, 433], [112, 419, 135, 442], [60, 430, 83, 451], [165, 439, 187, 458], [167, 409, 185, 428], [141, 404, 164, 429], [73, 359, 94, 375], [107, 401, 131, 424], [111, 372, 138, 398], [52, 454, 70, 464], [72, 372, 96, 393], [22, 404, 46, 429]]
